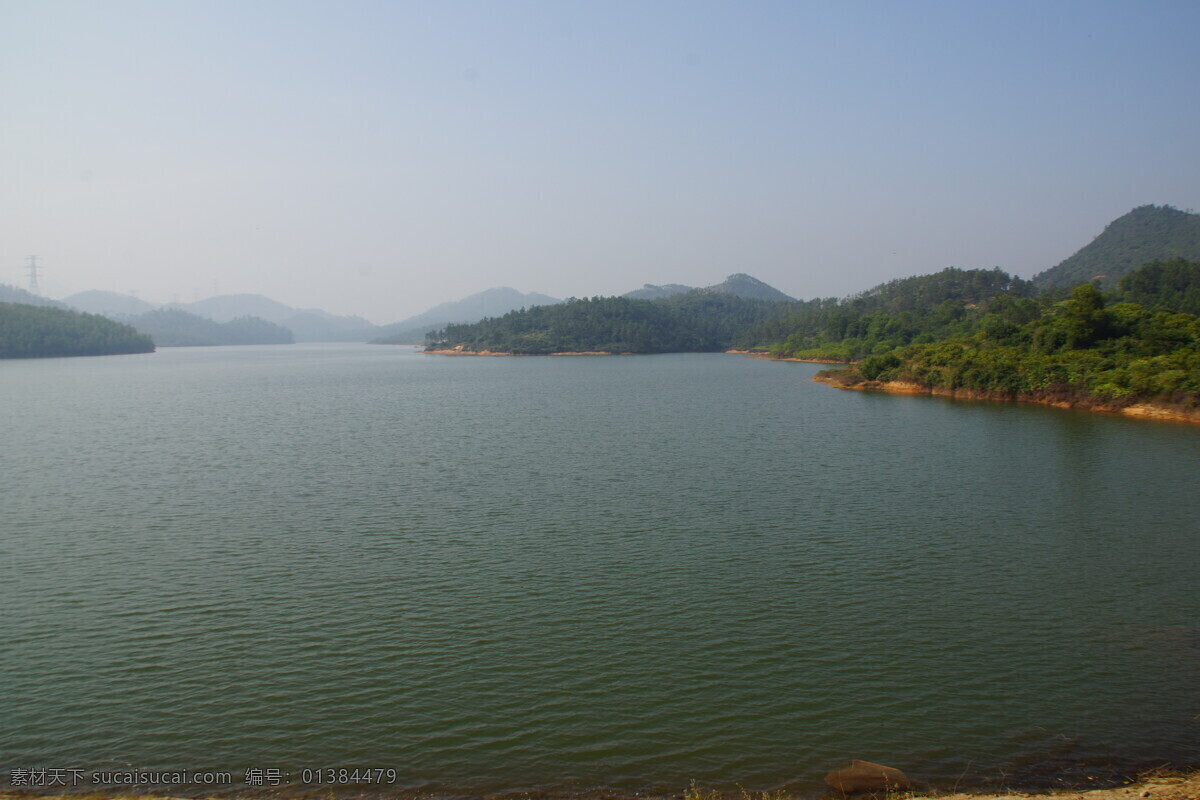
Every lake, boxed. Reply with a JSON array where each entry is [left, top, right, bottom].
[[2, 344, 1197, 797]]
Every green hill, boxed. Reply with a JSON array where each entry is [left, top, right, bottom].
[[735, 267, 1035, 360], [0, 303, 154, 358], [1032, 205, 1200, 291], [798, 259, 1200, 411], [427, 292, 779, 354], [121, 309, 294, 346]]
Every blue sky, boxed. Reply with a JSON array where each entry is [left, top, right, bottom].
[[3, 0, 1198, 323]]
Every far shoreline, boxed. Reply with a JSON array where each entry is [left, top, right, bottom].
[[422, 348, 634, 356], [725, 349, 849, 364]]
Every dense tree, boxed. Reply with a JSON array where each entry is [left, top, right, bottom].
[[735, 267, 1036, 360], [815, 265, 1200, 407], [427, 292, 778, 354], [425, 257, 1200, 410], [1115, 258, 1200, 315], [0, 303, 154, 358]]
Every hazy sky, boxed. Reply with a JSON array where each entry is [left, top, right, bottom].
[[3, 1, 1199, 324]]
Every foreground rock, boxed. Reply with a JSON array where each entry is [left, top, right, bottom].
[[824, 759, 912, 793]]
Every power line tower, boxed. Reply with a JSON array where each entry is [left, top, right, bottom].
[[26, 255, 42, 295]]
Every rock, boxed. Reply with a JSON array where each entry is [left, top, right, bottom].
[[824, 760, 912, 794]]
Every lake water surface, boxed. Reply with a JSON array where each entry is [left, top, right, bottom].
[[2, 344, 1198, 796]]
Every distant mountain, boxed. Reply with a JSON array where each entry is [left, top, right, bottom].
[[0, 285, 66, 309], [624, 283, 694, 300], [624, 274, 794, 303], [64, 290, 155, 316], [1033, 205, 1200, 291], [373, 287, 561, 344], [119, 308, 294, 347], [279, 310, 378, 342], [175, 293, 300, 324], [168, 294, 376, 341], [699, 273, 795, 302]]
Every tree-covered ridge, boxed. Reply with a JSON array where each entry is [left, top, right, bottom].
[[427, 292, 778, 354], [119, 309, 294, 346], [1032, 205, 1200, 291], [0, 303, 154, 358], [820, 271, 1200, 407], [1114, 258, 1200, 316], [735, 267, 1036, 361]]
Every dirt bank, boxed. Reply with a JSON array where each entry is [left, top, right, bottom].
[[2, 771, 1197, 800], [812, 371, 1200, 425]]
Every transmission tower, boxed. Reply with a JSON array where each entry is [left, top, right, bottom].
[[26, 255, 41, 294]]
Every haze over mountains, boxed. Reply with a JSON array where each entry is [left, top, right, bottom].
[[371, 287, 563, 344], [53, 277, 799, 347], [61, 291, 374, 342], [8, 204, 1199, 349]]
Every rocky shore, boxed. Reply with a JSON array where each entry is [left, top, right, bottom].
[[812, 369, 1200, 425]]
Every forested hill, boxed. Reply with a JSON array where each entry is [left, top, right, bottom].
[[810, 259, 1200, 411], [1033, 205, 1200, 291], [0, 303, 154, 358], [119, 309, 294, 346], [734, 267, 1036, 360], [427, 293, 778, 354]]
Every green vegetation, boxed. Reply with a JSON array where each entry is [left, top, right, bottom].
[[420, 215, 1200, 414], [427, 292, 779, 354], [683, 782, 793, 800], [120, 309, 294, 346], [1032, 205, 1200, 291], [1115, 257, 1200, 316], [0, 303, 154, 358], [816, 268, 1200, 408], [733, 267, 1036, 361]]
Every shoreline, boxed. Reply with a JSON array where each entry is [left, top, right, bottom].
[[422, 349, 633, 356], [725, 350, 850, 364], [811, 371, 1200, 425], [1, 770, 1196, 800]]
